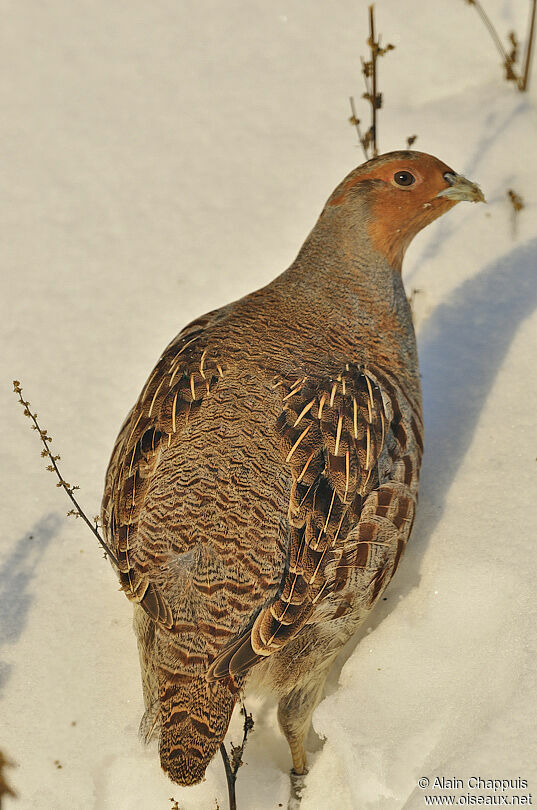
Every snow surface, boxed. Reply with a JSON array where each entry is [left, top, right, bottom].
[[2, 1, 536, 808]]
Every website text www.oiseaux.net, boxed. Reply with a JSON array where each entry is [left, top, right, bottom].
[[419, 777, 531, 805]]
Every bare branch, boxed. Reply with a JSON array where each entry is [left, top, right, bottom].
[[467, 0, 517, 79], [520, 0, 536, 90], [13, 380, 119, 568], [348, 96, 369, 159], [465, 0, 536, 91], [369, 5, 379, 157], [347, 5, 395, 158], [220, 702, 255, 810]]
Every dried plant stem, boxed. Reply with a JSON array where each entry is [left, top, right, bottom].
[[467, 0, 536, 90], [471, 0, 513, 68], [348, 96, 368, 160], [368, 5, 378, 157], [220, 744, 236, 810], [220, 703, 254, 810], [13, 380, 119, 568], [348, 4, 394, 159], [520, 0, 536, 90]]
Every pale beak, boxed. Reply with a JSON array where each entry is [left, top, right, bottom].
[[436, 172, 486, 203]]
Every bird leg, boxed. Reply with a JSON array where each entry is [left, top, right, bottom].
[[278, 663, 332, 808], [289, 769, 308, 810], [278, 690, 309, 774], [278, 697, 308, 810]]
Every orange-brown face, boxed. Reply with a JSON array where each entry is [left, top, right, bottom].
[[328, 151, 484, 269]]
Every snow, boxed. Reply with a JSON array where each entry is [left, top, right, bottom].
[[2, 1, 536, 808]]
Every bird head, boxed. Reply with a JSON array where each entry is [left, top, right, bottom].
[[326, 151, 485, 270]]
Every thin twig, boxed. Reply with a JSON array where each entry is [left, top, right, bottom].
[[348, 96, 368, 160], [220, 743, 236, 810], [465, 0, 536, 90], [219, 703, 254, 810], [468, 0, 515, 75], [13, 380, 119, 568], [520, 0, 536, 90], [368, 5, 378, 157], [348, 4, 394, 159]]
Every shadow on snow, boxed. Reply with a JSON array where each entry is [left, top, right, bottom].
[[0, 512, 62, 692], [327, 235, 537, 688]]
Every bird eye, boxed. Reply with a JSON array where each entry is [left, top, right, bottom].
[[393, 171, 416, 187]]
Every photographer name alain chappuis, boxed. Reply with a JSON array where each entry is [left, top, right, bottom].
[[432, 778, 529, 791]]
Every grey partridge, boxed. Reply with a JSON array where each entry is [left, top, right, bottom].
[[101, 151, 483, 790]]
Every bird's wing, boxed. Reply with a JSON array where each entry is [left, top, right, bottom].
[[208, 362, 422, 679], [102, 306, 295, 658], [101, 310, 228, 627]]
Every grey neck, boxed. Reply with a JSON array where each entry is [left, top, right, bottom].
[[264, 203, 418, 381], [279, 206, 409, 319]]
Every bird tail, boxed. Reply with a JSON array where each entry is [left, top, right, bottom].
[[158, 669, 238, 785]]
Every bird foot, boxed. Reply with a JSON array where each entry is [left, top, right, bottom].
[[288, 768, 308, 810]]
